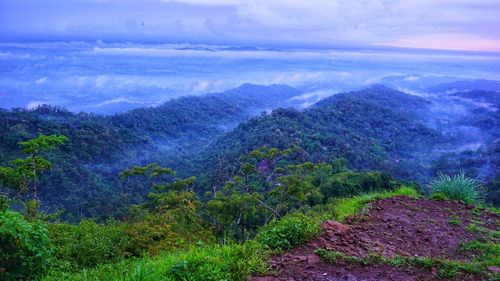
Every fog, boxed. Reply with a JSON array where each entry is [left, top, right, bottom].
[[1, 41, 500, 114]]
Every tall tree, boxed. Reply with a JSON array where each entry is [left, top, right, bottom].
[[0, 134, 67, 219]]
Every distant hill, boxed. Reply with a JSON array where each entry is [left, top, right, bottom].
[[428, 79, 500, 93], [0, 83, 304, 219], [1, 83, 498, 220], [199, 86, 442, 183]]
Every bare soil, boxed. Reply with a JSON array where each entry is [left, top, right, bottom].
[[250, 196, 499, 281]]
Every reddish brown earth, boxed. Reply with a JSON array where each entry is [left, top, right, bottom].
[[250, 196, 500, 281]]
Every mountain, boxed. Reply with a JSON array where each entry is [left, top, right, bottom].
[[378, 75, 500, 95], [428, 79, 500, 94], [199, 85, 442, 184], [0, 83, 304, 219], [1, 83, 498, 220]]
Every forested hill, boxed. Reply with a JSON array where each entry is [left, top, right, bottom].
[[198, 85, 443, 185], [1, 83, 498, 220], [110, 83, 303, 140], [313, 84, 430, 113], [0, 84, 304, 219]]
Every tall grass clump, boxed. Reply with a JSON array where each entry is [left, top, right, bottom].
[[256, 213, 320, 251], [430, 172, 484, 204], [331, 186, 419, 222]]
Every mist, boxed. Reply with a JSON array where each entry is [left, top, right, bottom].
[[1, 41, 500, 114]]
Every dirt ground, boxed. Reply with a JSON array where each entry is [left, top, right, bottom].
[[250, 196, 499, 281]]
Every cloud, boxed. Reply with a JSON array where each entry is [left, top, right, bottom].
[[35, 77, 48, 84], [26, 100, 44, 109], [91, 46, 334, 60], [1, 0, 499, 51], [93, 96, 142, 107]]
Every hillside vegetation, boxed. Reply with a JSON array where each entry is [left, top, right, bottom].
[[1, 82, 499, 280]]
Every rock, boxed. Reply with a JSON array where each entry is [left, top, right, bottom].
[[306, 254, 320, 265], [321, 220, 350, 236], [248, 277, 278, 281], [308, 242, 319, 248], [488, 266, 500, 273], [345, 273, 358, 281]]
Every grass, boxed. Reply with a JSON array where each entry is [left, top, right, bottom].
[[41, 186, 421, 281], [256, 212, 320, 251], [448, 216, 461, 226], [466, 221, 500, 240], [429, 172, 484, 204], [43, 242, 268, 281], [314, 184, 499, 280], [328, 186, 419, 222], [315, 248, 498, 279]]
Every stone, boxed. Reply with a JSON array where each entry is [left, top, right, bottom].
[[488, 266, 500, 273], [321, 220, 350, 236], [306, 254, 320, 265]]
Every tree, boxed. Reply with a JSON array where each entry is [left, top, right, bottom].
[[0, 134, 67, 219], [120, 164, 205, 244]]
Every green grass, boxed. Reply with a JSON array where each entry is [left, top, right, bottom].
[[448, 216, 461, 226], [41, 186, 421, 281], [43, 242, 268, 281], [315, 248, 498, 279], [429, 172, 484, 204], [329, 186, 419, 222], [459, 240, 500, 268], [256, 212, 320, 251], [466, 221, 500, 240]]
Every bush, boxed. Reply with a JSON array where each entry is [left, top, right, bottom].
[[44, 242, 267, 281], [320, 171, 397, 201], [430, 172, 484, 204], [256, 213, 319, 250], [0, 209, 54, 280], [49, 219, 130, 270], [124, 211, 215, 256]]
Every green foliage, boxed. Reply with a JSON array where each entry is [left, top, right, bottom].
[[206, 190, 266, 241], [18, 134, 68, 155], [459, 240, 500, 270], [448, 215, 461, 226], [330, 186, 419, 222], [430, 172, 485, 204], [316, 248, 497, 280], [49, 220, 130, 269], [0, 194, 8, 211], [320, 171, 397, 200], [119, 163, 174, 183], [44, 242, 268, 281], [0, 134, 67, 210], [124, 211, 214, 256], [0, 209, 54, 280], [256, 213, 320, 250]]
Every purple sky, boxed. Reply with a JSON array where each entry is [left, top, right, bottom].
[[1, 0, 500, 51]]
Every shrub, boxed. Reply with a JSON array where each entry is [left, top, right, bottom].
[[124, 211, 215, 256], [256, 213, 319, 250], [43, 242, 267, 281], [430, 172, 484, 204], [0, 209, 54, 280], [49, 219, 130, 270], [320, 171, 397, 201]]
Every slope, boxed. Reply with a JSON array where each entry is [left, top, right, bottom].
[[251, 196, 500, 281], [199, 85, 442, 184]]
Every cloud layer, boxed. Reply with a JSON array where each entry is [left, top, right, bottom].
[[1, 0, 500, 51]]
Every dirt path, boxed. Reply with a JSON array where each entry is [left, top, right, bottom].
[[250, 196, 499, 281]]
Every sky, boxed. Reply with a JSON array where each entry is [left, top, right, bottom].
[[1, 0, 500, 52]]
